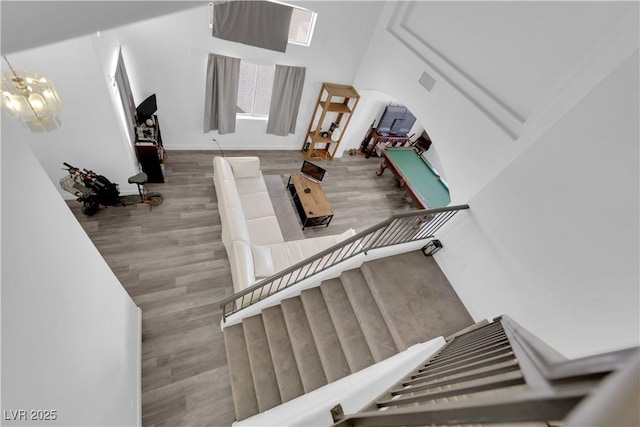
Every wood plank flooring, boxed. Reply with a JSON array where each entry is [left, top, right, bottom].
[[65, 150, 427, 427]]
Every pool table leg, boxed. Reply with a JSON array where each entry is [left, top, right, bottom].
[[376, 158, 405, 188]]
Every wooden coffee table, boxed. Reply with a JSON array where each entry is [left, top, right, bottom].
[[287, 173, 334, 229]]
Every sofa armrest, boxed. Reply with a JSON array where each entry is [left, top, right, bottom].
[[228, 240, 255, 293]]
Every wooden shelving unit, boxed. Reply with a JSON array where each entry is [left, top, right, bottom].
[[302, 82, 360, 161]]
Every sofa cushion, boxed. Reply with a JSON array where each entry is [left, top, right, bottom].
[[335, 228, 357, 243], [240, 191, 276, 220], [251, 245, 275, 278], [246, 216, 284, 246], [235, 174, 268, 195], [267, 242, 304, 274], [266, 228, 358, 274], [291, 235, 338, 259], [227, 157, 261, 178], [266, 238, 328, 275]]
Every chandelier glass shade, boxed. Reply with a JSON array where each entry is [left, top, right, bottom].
[[1, 56, 62, 132]]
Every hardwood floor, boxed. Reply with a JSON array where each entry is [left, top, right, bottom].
[[66, 149, 422, 427]]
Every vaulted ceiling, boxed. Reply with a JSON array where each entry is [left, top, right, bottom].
[[1, 1, 205, 54]]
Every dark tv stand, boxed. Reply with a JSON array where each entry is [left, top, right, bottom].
[[134, 115, 165, 183]]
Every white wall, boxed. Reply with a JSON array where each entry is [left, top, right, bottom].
[[98, 2, 385, 152], [1, 121, 141, 425], [355, 1, 639, 204], [353, 1, 640, 359], [354, 2, 512, 204], [2, 36, 141, 197], [436, 50, 639, 359]]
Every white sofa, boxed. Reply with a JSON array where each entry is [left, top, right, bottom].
[[213, 156, 356, 293]]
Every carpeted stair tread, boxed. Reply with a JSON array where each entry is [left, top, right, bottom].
[[281, 296, 328, 392], [221, 251, 473, 420], [361, 251, 474, 350], [340, 269, 399, 362], [242, 315, 282, 412], [223, 323, 259, 421], [300, 287, 351, 382], [261, 305, 305, 403], [320, 278, 375, 373]]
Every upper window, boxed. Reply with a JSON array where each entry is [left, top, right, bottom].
[[237, 62, 275, 118], [210, 1, 317, 48], [288, 6, 317, 46]]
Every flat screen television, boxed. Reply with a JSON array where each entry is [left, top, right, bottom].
[[136, 94, 157, 124], [301, 160, 326, 182], [377, 105, 416, 135]]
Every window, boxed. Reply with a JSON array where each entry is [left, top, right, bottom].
[[210, 1, 316, 49], [288, 6, 317, 46], [237, 62, 275, 118]]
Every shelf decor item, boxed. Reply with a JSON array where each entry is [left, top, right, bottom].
[[302, 82, 359, 161]]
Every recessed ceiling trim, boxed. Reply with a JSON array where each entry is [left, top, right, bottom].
[[387, 2, 523, 140]]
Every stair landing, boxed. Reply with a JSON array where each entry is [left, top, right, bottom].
[[361, 251, 474, 350]]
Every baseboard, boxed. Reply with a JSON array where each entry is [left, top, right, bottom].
[[163, 144, 300, 151], [364, 240, 427, 261]]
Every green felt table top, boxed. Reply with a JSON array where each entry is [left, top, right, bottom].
[[385, 148, 451, 208]]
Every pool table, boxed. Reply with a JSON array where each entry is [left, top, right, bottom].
[[376, 148, 451, 209]]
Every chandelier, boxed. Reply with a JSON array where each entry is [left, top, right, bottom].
[[1, 55, 62, 132]]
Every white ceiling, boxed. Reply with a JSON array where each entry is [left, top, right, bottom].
[[1, 1, 206, 54]]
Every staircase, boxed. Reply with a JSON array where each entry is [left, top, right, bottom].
[[332, 316, 640, 426], [223, 251, 474, 421], [371, 320, 528, 410]]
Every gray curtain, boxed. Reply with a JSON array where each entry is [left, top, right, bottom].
[[212, 1, 293, 52], [266, 65, 306, 136], [204, 53, 240, 134], [114, 48, 137, 143]]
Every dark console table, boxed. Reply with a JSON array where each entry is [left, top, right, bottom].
[[134, 115, 165, 183], [362, 130, 412, 158]]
